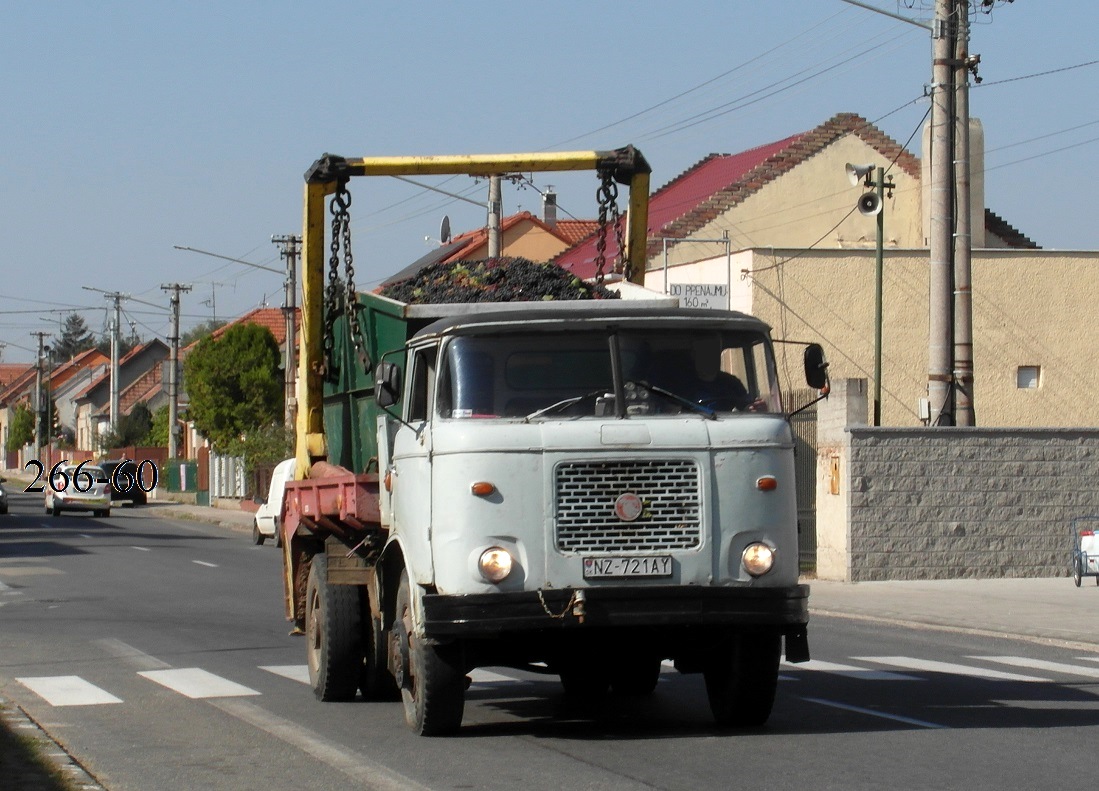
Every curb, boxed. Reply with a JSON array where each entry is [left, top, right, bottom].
[[0, 697, 107, 791]]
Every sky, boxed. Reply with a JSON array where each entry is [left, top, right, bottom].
[[2, 1, 1095, 364]]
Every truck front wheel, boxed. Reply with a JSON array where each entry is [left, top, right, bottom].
[[305, 553, 362, 701], [703, 632, 781, 728], [393, 571, 465, 735]]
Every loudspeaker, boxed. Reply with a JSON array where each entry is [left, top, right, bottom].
[[857, 191, 882, 216], [846, 162, 875, 186]]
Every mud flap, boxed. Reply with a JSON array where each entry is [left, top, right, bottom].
[[784, 626, 810, 663]]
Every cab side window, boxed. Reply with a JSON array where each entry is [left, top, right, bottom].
[[407, 347, 437, 422]]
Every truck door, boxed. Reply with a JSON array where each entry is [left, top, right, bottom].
[[390, 345, 437, 586]]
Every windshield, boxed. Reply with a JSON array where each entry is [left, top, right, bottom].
[[437, 328, 780, 419]]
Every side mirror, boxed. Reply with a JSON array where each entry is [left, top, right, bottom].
[[376, 361, 402, 408], [803, 343, 829, 390]]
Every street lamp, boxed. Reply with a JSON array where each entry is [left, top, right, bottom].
[[846, 163, 894, 427]]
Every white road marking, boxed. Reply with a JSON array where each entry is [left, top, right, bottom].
[[802, 697, 947, 729], [210, 698, 433, 791], [469, 668, 518, 685], [852, 656, 1050, 682], [139, 668, 259, 698], [131, 546, 150, 552], [192, 560, 218, 568], [969, 655, 1099, 679], [785, 659, 920, 681], [17, 676, 122, 706], [260, 665, 310, 684]]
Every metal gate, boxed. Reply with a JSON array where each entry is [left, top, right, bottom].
[[785, 388, 818, 573]]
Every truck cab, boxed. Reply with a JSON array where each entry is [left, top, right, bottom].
[[369, 303, 821, 733]]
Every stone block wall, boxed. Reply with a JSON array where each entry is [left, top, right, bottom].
[[816, 379, 1099, 581]]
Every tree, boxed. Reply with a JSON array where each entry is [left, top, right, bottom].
[[95, 332, 137, 360], [53, 313, 96, 361], [181, 319, 227, 348], [99, 401, 154, 451], [6, 403, 34, 452], [226, 421, 294, 492], [183, 323, 282, 451], [147, 403, 170, 447]]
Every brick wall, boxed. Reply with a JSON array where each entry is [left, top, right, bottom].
[[816, 379, 1099, 581]]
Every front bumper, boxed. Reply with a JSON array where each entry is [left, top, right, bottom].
[[422, 583, 809, 637]]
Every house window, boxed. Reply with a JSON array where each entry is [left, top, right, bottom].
[[1017, 366, 1041, 389]]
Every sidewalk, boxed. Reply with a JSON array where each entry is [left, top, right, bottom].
[[138, 498, 1099, 650]]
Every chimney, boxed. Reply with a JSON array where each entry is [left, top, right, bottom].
[[542, 189, 557, 228]]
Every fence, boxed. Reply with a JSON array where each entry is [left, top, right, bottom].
[[816, 378, 1099, 581]]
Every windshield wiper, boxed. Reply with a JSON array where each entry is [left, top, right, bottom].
[[524, 389, 609, 422], [628, 380, 716, 420]]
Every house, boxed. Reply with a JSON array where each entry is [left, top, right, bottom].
[[383, 206, 598, 287], [0, 349, 108, 460], [555, 112, 1086, 427], [74, 340, 169, 451]]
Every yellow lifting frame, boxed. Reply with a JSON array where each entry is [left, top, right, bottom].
[[296, 147, 652, 476]]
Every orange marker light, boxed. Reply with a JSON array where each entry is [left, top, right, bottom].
[[471, 481, 496, 497], [756, 476, 778, 491]]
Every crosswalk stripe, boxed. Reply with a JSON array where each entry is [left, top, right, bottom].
[[851, 656, 1050, 682], [260, 665, 310, 684], [784, 659, 920, 681], [969, 656, 1099, 679], [139, 668, 260, 699], [17, 676, 122, 706], [469, 668, 519, 685]]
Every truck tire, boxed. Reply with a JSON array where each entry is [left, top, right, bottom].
[[703, 632, 781, 728], [558, 657, 610, 697], [394, 571, 465, 735], [305, 553, 362, 701], [611, 656, 661, 696], [360, 613, 400, 701]]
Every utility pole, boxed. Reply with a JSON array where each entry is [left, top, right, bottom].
[[953, 3, 976, 426], [487, 175, 502, 257], [161, 283, 192, 459], [31, 331, 49, 460], [272, 234, 301, 429], [927, 0, 956, 426], [83, 288, 128, 438]]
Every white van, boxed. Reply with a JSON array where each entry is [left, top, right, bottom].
[[253, 458, 295, 546]]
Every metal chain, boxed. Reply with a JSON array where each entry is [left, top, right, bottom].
[[338, 189, 371, 372], [321, 183, 351, 379], [536, 589, 582, 620], [593, 170, 614, 286]]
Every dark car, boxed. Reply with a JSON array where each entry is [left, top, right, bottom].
[[98, 459, 148, 506]]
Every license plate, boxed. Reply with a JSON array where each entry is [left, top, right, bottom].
[[582, 556, 672, 579]]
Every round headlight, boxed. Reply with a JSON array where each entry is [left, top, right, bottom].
[[478, 547, 513, 582], [742, 542, 775, 577]]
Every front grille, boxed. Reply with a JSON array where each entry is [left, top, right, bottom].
[[555, 459, 702, 553]]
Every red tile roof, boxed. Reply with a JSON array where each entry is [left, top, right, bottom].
[[199, 307, 301, 349], [553, 112, 929, 278], [0, 364, 32, 388], [436, 212, 592, 265]]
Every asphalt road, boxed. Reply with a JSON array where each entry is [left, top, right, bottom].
[[3, 485, 1099, 790]]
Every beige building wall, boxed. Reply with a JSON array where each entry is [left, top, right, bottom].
[[659, 135, 924, 271], [646, 247, 1099, 428]]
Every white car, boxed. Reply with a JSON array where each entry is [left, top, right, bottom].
[[45, 463, 111, 518], [253, 458, 295, 546]]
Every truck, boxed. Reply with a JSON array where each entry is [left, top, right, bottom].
[[279, 146, 830, 735]]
